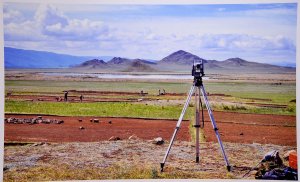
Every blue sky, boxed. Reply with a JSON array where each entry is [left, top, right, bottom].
[[3, 3, 297, 66]]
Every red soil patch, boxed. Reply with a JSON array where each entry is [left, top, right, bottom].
[[200, 111, 296, 146], [204, 122, 296, 146], [4, 114, 190, 143], [4, 111, 296, 146]]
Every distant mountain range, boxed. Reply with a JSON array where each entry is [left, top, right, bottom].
[[4, 47, 295, 73], [4, 47, 94, 68]]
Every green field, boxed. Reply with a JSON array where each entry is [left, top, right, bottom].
[[5, 80, 296, 116], [5, 100, 193, 119], [5, 80, 192, 94]]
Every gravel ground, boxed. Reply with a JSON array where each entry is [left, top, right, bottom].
[[4, 139, 296, 179]]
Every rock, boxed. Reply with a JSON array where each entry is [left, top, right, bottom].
[[108, 136, 121, 141], [56, 120, 64, 124], [4, 118, 7, 123], [128, 135, 139, 140], [30, 120, 38, 125], [93, 119, 99, 123], [3, 166, 9, 171], [108, 121, 112, 124], [24, 119, 32, 123], [90, 119, 93, 122], [79, 126, 85, 130], [78, 119, 83, 122], [7, 118, 14, 123], [240, 132, 244, 135], [32, 142, 45, 147], [283, 150, 297, 161], [152, 137, 164, 145], [44, 119, 51, 124], [138, 99, 143, 102]]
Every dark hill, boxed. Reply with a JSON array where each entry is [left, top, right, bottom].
[[158, 50, 221, 69], [122, 60, 156, 72], [132, 59, 157, 65], [160, 50, 205, 65], [73, 59, 107, 69], [222, 58, 251, 66], [107, 57, 131, 65]]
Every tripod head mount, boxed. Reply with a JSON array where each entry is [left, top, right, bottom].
[[192, 60, 204, 86]]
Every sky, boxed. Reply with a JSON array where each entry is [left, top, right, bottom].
[[3, 2, 297, 66]]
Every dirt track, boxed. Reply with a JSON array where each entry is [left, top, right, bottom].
[[5, 111, 296, 146]]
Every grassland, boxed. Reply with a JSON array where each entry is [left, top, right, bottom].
[[5, 100, 193, 119], [5, 80, 192, 94], [5, 79, 296, 116]]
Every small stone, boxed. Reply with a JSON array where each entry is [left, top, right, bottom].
[[30, 120, 38, 125], [7, 118, 14, 123], [56, 120, 64, 124], [44, 119, 51, 124], [32, 142, 45, 147], [93, 119, 99, 123], [108, 121, 112, 124], [79, 126, 85, 130], [152, 137, 164, 145], [109, 136, 121, 141], [3, 166, 9, 171], [240, 132, 244, 135], [128, 135, 139, 140], [78, 119, 83, 122]]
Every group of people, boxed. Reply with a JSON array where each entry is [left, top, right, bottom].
[[62, 89, 167, 102], [63, 91, 83, 102]]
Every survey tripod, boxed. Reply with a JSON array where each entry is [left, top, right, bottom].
[[160, 62, 231, 172]]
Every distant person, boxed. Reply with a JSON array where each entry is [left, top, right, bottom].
[[163, 89, 166, 95], [79, 94, 84, 102], [64, 91, 68, 102], [6, 91, 12, 97]]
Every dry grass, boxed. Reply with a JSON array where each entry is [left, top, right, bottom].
[[4, 140, 296, 181], [4, 162, 229, 181]]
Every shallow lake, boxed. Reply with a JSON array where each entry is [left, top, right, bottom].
[[42, 73, 210, 80]]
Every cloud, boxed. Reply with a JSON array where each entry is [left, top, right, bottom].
[[197, 34, 295, 52], [4, 4, 109, 42], [3, 7, 24, 24]]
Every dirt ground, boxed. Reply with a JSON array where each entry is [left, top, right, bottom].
[[5, 111, 296, 146], [200, 111, 296, 146], [3, 140, 296, 180], [4, 114, 190, 143]]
